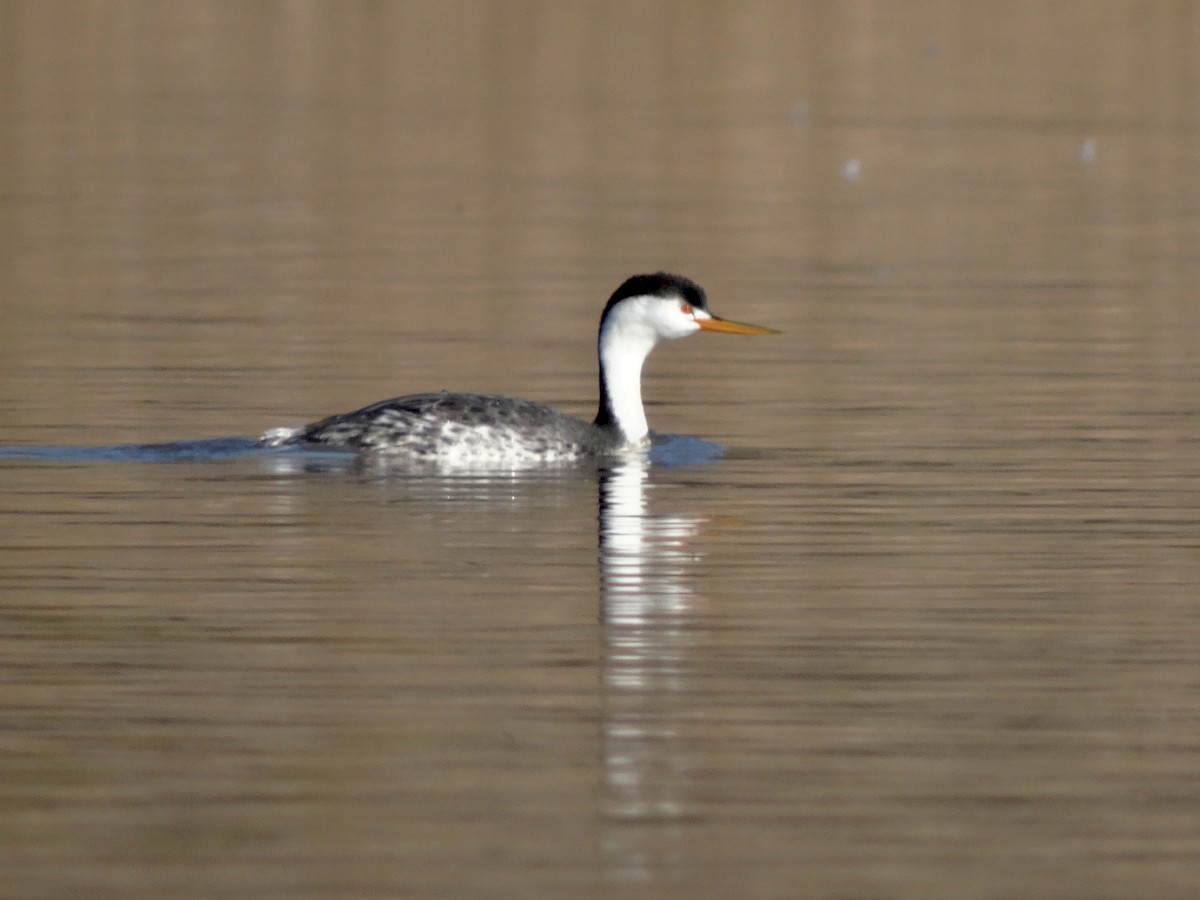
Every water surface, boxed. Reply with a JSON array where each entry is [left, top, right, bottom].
[[2, 3, 1199, 898]]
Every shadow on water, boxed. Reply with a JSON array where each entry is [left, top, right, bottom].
[[0, 437, 278, 463], [0, 432, 725, 468]]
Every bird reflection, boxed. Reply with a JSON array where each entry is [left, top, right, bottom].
[[598, 454, 703, 883]]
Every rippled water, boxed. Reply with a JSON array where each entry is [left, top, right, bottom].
[[2, 3, 1199, 898]]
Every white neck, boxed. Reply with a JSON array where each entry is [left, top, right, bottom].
[[595, 299, 660, 443]]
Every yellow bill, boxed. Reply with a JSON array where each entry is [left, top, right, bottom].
[[697, 315, 780, 336]]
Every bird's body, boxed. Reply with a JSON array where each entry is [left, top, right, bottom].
[[260, 273, 776, 463], [266, 391, 623, 463]]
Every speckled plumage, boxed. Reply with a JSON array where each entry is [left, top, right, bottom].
[[263, 391, 626, 462]]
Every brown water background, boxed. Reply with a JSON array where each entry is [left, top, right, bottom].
[[2, 3, 1199, 898]]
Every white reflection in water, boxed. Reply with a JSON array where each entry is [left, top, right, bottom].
[[598, 455, 702, 883]]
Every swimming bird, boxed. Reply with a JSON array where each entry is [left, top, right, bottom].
[[260, 272, 778, 462]]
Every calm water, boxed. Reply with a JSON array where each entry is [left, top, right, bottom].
[[3, 3, 1200, 898]]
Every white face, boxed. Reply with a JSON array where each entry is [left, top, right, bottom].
[[599, 292, 709, 363], [644, 294, 708, 341]]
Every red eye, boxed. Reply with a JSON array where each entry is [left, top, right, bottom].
[[681, 303, 692, 315]]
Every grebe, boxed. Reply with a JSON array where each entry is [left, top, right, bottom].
[[260, 273, 778, 462]]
